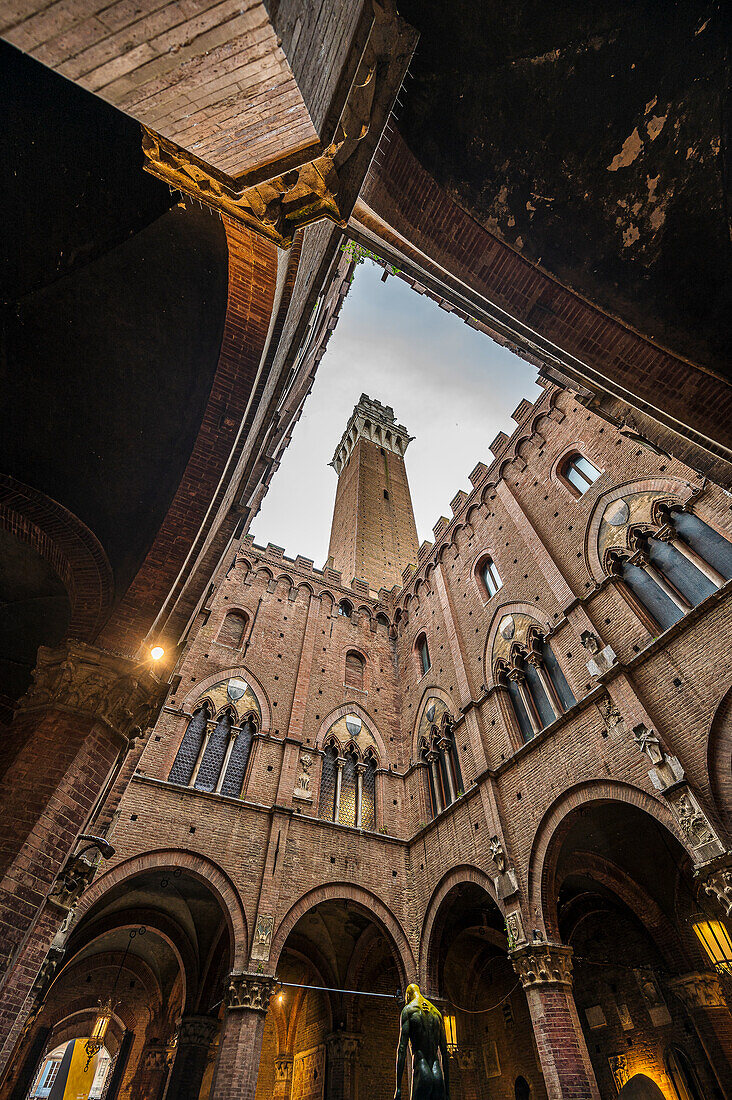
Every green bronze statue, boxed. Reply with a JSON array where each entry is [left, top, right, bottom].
[[394, 984, 450, 1100]]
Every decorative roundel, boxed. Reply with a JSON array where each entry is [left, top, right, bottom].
[[499, 614, 516, 641], [606, 499, 630, 526], [345, 715, 362, 737]]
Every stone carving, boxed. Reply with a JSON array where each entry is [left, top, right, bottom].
[[665, 787, 725, 862], [274, 1056, 294, 1084], [510, 943, 573, 988], [47, 854, 97, 913], [634, 970, 672, 1027], [143, 1044, 175, 1070], [668, 972, 727, 1009], [225, 973, 277, 1012], [325, 1033, 361, 1061], [177, 1015, 219, 1048], [18, 640, 167, 743], [30, 944, 65, 1003], [581, 632, 617, 677], [142, 5, 415, 246], [251, 914, 274, 961], [598, 698, 625, 736], [631, 723, 685, 789], [608, 1054, 629, 1092], [294, 752, 314, 802], [489, 835, 506, 874], [696, 857, 732, 916], [505, 910, 525, 949]]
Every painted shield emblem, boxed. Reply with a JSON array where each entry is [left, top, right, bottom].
[[345, 715, 362, 737], [227, 678, 249, 702], [426, 703, 436, 724]]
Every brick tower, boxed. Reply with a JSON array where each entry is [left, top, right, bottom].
[[327, 394, 419, 592]]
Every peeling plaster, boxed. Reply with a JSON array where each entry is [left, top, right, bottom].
[[646, 114, 667, 141], [608, 127, 643, 170]]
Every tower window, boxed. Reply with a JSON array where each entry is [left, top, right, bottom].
[[384, 489, 389, 500], [345, 650, 365, 690], [479, 556, 502, 599], [416, 634, 431, 675], [338, 599, 353, 617], [559, 452, 601, 496], [217, 610, 248, 648]]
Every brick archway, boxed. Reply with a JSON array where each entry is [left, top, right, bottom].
[[0, 474, 114, 642], [72, 848, 248, 969], [707, 681, 732, 838], [527, 779, 695, 939], [419, 865, 501, 989], [270, 882, 415, 986]]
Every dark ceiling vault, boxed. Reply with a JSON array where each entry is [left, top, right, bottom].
[[396, 0, 731, 374], [2, 42, 231, 605]]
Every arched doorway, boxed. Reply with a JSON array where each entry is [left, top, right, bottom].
[[257, 898, 406, 1100], [544, 798, 730, 1100], [5, 864, 234, 1100], [424, 879, 545, 1100], [26, 1039, 111, 1099]]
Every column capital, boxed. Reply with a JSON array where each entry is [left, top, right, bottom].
[[225, 972, 278, 1013], [668, 972, 727, 1010], [274, 1055, 294, 1082], [143, 1042, 175, 1070], [177, 1015, 219, 1048], [325, 1032, 362, 1060], [510, 942, 574, 988], [17, 639, 167, 743]]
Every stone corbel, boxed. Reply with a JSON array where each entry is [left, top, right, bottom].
[[225, 973, 278, 1013], [47, 853, 97, 914], [325, 1033, 362, 1061], [510, 943, 574, 989]]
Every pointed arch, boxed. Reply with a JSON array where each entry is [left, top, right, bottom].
[[179, 665, 271, 731]]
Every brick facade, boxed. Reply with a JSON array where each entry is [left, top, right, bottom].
[[2, 384, 732, 1100]]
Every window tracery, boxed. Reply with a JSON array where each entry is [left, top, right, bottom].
[[168, 677, 261, 798], [416, 697, 462, 819], [599, 496, 731, 632], [317, 713, 380, 828], [492, 614, 575, 744]]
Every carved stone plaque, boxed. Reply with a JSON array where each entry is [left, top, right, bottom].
[[292, 1045, 325, 1100]]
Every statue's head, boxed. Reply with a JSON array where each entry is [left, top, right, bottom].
[[405, 983, 420, 1004]]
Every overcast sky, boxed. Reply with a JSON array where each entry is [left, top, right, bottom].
[[252, 261, 542, 565]]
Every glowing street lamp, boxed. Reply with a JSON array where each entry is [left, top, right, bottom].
[[150, 646, 165, 661], [85, 998, 113, 1070]]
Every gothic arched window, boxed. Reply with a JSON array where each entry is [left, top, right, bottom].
[[318, 739, 379, 829], [560, 453, 601, 496], [495, 633, 576, 745], [345, 650, 365, 690], [169, 704, 211, 785], [338, 599, 352, 618], [217, 610, 248, 648], [416, 634, 431, 675], [420, 717, 461, 818]]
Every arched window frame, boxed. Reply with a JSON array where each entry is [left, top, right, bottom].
[[169, 701, 259, 798], [604, 503, 732, 634], [216, 609, 249, 649], [419, 714, 461, 819], [415, 633, 431, 677], [493, 631, 575, 745], [344, 648, 367, 691], [552, 445, 603, 499], [337, 599, 353, 618], [318, 737, 380, 830], [474, 551, 503, 602]]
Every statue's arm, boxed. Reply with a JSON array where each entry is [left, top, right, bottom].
[[439, 1020, 450, 1100], [394, 1011, 410, 1100]]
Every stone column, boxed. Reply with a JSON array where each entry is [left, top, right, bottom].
[[511, 943, 600, 1100], [210, 974, 276, 1100], [667, 972, 732, 1097], [325, 1032, 361, 1100], [167, 1016, 219, 1100], [0, 641, 165, 1076], [273, 1055, 293, 1100]]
